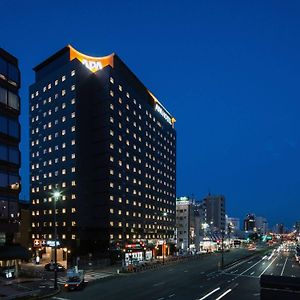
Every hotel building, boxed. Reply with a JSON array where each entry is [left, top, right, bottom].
[[30, 46, 176, 260]]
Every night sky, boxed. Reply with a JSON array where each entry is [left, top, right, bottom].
[[2, 0, 300, 228]]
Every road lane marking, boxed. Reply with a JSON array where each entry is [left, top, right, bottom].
[[250, 271, 255, 275], [157, 298, 164, 300], [215, 289, 232, 300], [52, 298, 71, 300], [196, 287, 220, 300], [280, 257, 288, 276], [259, 257, 277, 277], [168, 294, 175, 298], [153, 282, 165, 287], [240, 258, 263, 275]]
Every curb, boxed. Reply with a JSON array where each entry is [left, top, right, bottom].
[[32, 285, 61, 300]]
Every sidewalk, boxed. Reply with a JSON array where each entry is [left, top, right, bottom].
[[0, 276, 60, 299]]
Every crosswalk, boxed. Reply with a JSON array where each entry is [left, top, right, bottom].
[[50, 270, 115, 285]]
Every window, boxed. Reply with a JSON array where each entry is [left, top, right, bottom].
[[71, 70, 75, 76]]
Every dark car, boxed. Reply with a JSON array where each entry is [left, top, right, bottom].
[[44, 262, 65, 272]]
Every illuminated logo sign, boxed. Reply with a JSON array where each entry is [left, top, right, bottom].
[[81, 59, 103, 72], [46, 240, 61, 247], [68, 45, 114, 73], [155, 103, 172, 125], [148, 90, 175, 127]]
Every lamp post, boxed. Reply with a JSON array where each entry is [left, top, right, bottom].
[[162, 212, 167, 264], [53, 191, 61, 290], [221, 230, 225, 270]]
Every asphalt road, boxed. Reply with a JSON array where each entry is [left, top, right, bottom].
[[52, 246, 300, 300], [54, 248, 261, 300]]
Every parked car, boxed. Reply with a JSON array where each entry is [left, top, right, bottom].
[[44, 262, 65, 272]]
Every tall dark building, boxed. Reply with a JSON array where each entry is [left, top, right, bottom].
[[244, 213, 256, 232], [202, 194, 226, 232], [0, 48, 23, 276], [30, 46, 176, 261]]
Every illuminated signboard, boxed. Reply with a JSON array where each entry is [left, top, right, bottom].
[[148, 90, 175, 126], [155, 103, 172, 125], [68, 45, 114, 73], [46, 240, 61, 247]]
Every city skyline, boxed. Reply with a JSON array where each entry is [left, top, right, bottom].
[[2, 0, 300, 226]]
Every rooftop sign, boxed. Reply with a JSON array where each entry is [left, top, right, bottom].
[[148, 90, 176, 127], [68, 45, 114, 73]]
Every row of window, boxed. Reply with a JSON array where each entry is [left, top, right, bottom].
[[31, 181, 76, 193], [0, 57, 19, 86], [31, 98, 75, 114], [0, 171, 19, 188], [0, 144, 19, 164], [31, 71, 75, 99], [0, 115, 19, 139], [0, 86, 20, 111], [31, 233, 76, 240], [109, 233, 172, 240]]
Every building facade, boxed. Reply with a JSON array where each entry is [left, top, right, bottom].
[[0, 48, 23, 277], [243, 214, 256, 232], [176, 196, 199, 251], [202, 194, 226, 232], [225, 216, 240, 235], [255, 216, 268, 235], [30, 46, 176, 261]]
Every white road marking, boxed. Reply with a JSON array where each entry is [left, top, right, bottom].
[[157, 298, 164, 300], [215, 289, 232, 300], [240, 258, 263, 276], [250, 271, 255, 275], [280, 257, 288, 276], [168, 294, 175, 298], [196, 287, 220, 300], [52, 297, 71, 300], [153, 282, 165, 287], [259, 257, 277, 277]]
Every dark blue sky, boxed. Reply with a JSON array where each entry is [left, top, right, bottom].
[[2, 0, 300, 227]]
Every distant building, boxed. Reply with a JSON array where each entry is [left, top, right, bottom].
[[255, 216, 268, 235], [275, 223, 284, 234], [176, 197, 199, 251], [202, 194, 226, 232], [226, 216, 240, 235], [295, 221, 300, 234], [244, 214, 256, 232]]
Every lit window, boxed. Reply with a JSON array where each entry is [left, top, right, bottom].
[[71, 85, 75, 91], [71, 70, 75, 76], [62, 90, 66, 96], [55, 80, 58, 85], [110, 77, 114, 84], [110, 90, 114, 97], [71, 126, 75, 132], [71, 208, 76, 213], [62, 75, 66, 82], [72, 235, 76, 240], [71, 112, 75, 118]]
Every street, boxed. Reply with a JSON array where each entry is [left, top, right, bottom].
[[51, 247, 300, 300]]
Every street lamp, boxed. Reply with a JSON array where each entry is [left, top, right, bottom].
[[53, 191, 61, 290], [162, 212, 167, 264], [221, 230, 225, 270]]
